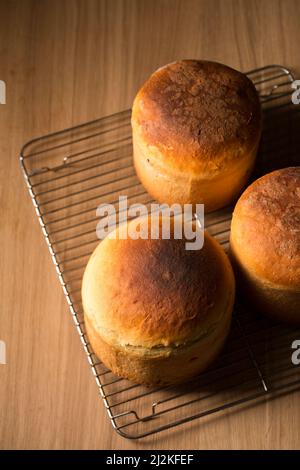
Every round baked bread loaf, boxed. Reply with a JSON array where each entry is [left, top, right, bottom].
[[82, 217, 235, 385], [230, 167, 300, 324], [132, 60, 262, 212]]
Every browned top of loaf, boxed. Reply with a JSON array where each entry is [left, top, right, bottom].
[[132, 60, 262, 174], [82, 218, 234, 349], [231, 167, 300, 288]]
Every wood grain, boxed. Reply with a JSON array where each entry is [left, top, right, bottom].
[[1, 0, 300, 449]]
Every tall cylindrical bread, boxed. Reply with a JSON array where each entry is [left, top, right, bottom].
[[82, 217, 235, 385], [230, 167, 300, 324], [132, 60, 262, 212]]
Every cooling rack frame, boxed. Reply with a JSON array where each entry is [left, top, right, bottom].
[[20, 64, 300, 439]]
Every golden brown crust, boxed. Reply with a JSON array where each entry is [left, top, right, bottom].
[[132, 60, 262, 175], [82, 217, 235, 351], [83, 217, 235, 384], [230, 167, 300, 289]]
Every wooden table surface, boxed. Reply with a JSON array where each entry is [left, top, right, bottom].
[[1, 0, 300, 450]]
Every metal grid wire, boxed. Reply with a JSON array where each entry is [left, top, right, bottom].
[[20, 65, 300, 439]]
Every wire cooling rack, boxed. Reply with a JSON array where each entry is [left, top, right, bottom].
[[20, 65, 300, 439]]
